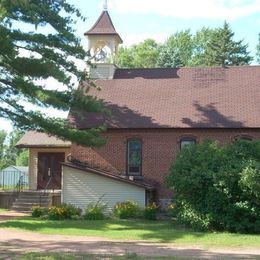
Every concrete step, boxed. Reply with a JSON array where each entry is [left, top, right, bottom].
[[11, 191, 51, 212], [15, 198, 49, 202], [11, 207, 45, 212], [19, 193, 50, 198], [12, 202, 49, 207]]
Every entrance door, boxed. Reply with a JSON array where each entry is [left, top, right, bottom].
[[37, 152, 65, 190]]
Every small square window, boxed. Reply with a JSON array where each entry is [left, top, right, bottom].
[[180, 138, 196, 150]]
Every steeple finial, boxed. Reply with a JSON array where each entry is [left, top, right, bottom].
[[103, 0, 108, 11]]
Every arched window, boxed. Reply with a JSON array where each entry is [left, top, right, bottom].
[[180, 136, 197, 150], [127, 139, 142, 176]]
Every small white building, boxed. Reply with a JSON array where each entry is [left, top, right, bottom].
[[0, 166, 29, 188]]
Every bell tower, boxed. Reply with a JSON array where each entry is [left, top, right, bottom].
[[85, 0, 123, 79]]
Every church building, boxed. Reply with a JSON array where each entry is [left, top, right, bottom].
[[17, 3, 260, 211]]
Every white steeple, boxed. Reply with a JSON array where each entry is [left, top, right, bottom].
[[103, 0, 108, 11], [85, 1, 123, 79]]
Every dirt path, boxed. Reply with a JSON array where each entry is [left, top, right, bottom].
[[0, 211, 30, 222], [0, 228, 259, 259]]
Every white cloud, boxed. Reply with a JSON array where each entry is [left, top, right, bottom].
[[112, 0, 260, 20], [123, 32, 169, 46], [0, 119, 13, 133]]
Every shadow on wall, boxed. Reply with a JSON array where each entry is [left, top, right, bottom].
[[182, 102, 245, 128]]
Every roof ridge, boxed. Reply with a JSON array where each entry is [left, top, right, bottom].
[[115, 65, 260, 71]]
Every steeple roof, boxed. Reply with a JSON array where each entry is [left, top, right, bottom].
[[85, 11, 123, 43]]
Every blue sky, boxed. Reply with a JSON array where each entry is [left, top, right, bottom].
[[72, 0, 260, 57], [1, 0, 260, 133]]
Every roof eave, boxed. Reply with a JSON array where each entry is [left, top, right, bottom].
[[16, 144, 71, 148], [62, 162, 154, 190], [84, 32, 123, 44]]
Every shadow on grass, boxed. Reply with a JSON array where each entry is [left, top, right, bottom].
[[0, 217, 208, 243], [0, 240, 259, 259]]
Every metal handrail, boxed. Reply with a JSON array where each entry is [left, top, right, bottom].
[[40, 175, 52, 207], [15, 175, 24, 193]]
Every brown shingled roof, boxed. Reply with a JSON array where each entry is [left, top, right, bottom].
[[16, 131, 71, 148], [69, 66, 260, 129], [85, 11, 123, 43]]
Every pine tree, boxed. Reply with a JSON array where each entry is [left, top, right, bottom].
[[0, 130, 7, 169], [257, 34, 260, 64], [0, 0, 106, 147], [157, 30, 192, 68], [204, 22, 252, 67], [157, 45, 183, 68]]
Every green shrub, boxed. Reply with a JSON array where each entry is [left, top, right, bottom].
[[84, 198, 108, 220], [166, 203, 177, 218], [48, 206, 66, 220], [114, 201, 140, 219], [144, 202, 159, 220], [166, 140, 260, 233], [48, 204, 81, 220], [62, 204, 82, 219], [32, 206, 48, 218]]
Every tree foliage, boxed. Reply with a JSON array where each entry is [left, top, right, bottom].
[[0, 0, 106, 147], [117, 23, 252, 68], [257, 33, 260, 64], [204, 22, 252, 67], [157, 30, 193, 68], [166, 140, 260, 233], [190, 27, 216, 67], [0, 130, 28, 169], [0, 130, 7, 169], [116, 39, 159, 68]]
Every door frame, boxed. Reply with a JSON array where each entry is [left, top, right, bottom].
[[37, 152, 65, 190]]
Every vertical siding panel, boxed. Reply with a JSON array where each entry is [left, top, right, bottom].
[[62, 167, 145, 212]]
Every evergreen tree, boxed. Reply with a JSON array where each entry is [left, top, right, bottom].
[[190, 27, 216, 67], [0, 0, 106, 147], [0, 130, 7, 169], [157, 45, 183, 68], [257, 33, 260, 64], [157, 30, 193, 68], [204, 22, 252, 67]]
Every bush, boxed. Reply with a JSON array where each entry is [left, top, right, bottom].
[[32, 206, 48, 218], [166, 203, 177, 218], [62, 204, 82, 219], [144, 202, 159, 220], [114, 201, 140, 219], [84, 198, 108, 220], [48, 206, 66, 220], [48, 204, 81, 220], [166, 140, 260, 233]]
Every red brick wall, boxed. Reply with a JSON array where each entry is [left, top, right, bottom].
[[72, 129, 260, 199]]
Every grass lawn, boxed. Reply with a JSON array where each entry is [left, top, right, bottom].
[[0, 217, 259, 248], [0, 208, 8, 213]]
